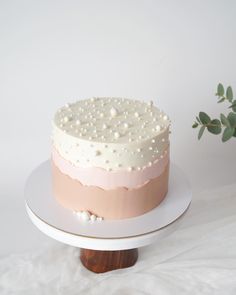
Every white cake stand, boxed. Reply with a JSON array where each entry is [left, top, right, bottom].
[[25, 161, 192, 273]]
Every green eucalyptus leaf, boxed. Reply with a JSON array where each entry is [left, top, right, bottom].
[[207, 119, 221, 134], [220, 113, 230, 127], [218, 97, 225, 103], [229, 100, 236, 112], [196, 117, 201, 123], [198, 125, 205, 140], [222, 126, 234, 142], [199, 112, 211, 124], [233, 128, 236, 137], [192, 122, 198, 128], [227, 112, 236, 128], [226, 86, 233, 102], [217, 83, 224, 96]]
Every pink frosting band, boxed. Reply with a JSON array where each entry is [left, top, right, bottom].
[[52, 147, 169, 189]]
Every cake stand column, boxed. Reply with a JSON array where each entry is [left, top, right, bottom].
[[80, 248, 138, 273]]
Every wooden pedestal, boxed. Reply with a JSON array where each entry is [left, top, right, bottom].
[[80, 248, 138, 273]]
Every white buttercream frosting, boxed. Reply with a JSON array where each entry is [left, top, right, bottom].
[[52, 97, 170, 171]]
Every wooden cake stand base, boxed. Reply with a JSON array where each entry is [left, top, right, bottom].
[[80, 248, 138, 273]]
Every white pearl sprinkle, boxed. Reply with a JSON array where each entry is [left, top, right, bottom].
[[148, 162, 152, 166], [81, 211, 90, 222], [90, 214, 96, 222], [163, 115, 168, 120], [103, 123, 107, 129], [155, 125, 161, 132], [63, 116, 69, 123], [97, 217, 103, 222], [123, 122, 129, 128], [114, 132, 120, 138], [134, 112, 139, 117], [76, 119, 81, 125], [110, 107, 118, 117], [128, 167, 133, 171]]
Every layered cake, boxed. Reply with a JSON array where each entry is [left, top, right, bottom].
[[52, 97, 170, 220]]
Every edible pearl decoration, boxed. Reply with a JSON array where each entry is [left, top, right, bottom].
[[90, 214, 96, 222], [110, 107, 118, 117], [75, 210, 104, 222], [114, 132, 120, 138], [81, 211, 90, 221], [63, 116, 69, 123]]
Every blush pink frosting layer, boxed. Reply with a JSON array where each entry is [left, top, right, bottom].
[[52, 147, 169, 189], [52, 161, 169, 220]]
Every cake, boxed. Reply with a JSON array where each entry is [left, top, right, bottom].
[[52, 97, 170, 221]]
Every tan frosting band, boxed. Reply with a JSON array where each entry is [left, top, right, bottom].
[[52, 161, 169, 220]]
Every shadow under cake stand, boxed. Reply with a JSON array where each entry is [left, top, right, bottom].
[[25, 161, 192, 273]]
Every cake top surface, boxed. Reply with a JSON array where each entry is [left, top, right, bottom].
[[54, 97, 170, 144]]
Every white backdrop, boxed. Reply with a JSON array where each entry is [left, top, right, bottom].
[[0, 0, 236, 256]]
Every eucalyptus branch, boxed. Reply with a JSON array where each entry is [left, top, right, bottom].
[[193, 83, 236, 142]]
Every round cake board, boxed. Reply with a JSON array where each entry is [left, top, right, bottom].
[[25, 161, 192, 251]]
